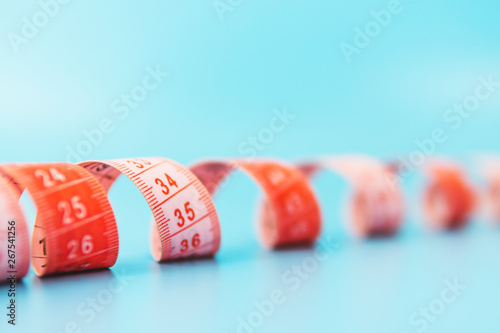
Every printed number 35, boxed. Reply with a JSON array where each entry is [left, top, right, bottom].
[[174, 202, 195, 227]]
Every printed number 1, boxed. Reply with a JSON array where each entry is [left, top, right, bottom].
[[39, 237, 47, 256]]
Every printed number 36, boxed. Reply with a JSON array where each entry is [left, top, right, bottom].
[[180, 233, 200, 252]]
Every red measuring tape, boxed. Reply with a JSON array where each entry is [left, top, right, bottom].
[[299, 155, 404, 237], [0, 163, 118, 278]]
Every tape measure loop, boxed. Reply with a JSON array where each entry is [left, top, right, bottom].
[[190, 159, 322, 248], [0, 163, 119, 277], [80, 158, 221, 262], [422, 161, 476, 230], [298, 155, 404, 237]]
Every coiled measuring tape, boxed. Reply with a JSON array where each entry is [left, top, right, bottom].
[[0, 155, 481, 283], [299, 155, 404, 237], [0, 157, 321, 281]]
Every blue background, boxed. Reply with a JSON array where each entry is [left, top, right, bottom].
[[1, 0, 500, 332]]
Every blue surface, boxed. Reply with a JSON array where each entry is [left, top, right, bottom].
[[1, 0, 500, 332]]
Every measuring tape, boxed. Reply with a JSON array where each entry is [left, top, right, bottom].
[[420, 159, 476, 230], [0, 163, 119, 278], [299, 155, 404, 237]]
